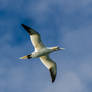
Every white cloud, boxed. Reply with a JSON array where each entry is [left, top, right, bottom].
[[22, 0, 92, 24], [61, 25, 92, 57], [0, 0, 92, 92], [44, 72, 85, 92], [0, 0, 23, 12], [78, 56, 92, 82]]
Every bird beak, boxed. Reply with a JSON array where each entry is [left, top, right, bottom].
[[59, 48, 64, 50]]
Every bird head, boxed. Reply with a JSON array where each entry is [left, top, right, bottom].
[[52, 46, 64, 51]]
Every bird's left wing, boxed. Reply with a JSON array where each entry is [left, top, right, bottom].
[[21, 24, 45, 51], [40, 55, 57, 83]]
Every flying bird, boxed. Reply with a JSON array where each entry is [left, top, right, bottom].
[[20, 24, 64, 83]]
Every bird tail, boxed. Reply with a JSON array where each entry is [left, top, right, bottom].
[[19, 54, 32, 59]]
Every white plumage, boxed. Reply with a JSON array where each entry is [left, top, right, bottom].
[[20, 24, 64, 83]]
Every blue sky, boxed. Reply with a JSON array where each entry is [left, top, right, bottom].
[[0, 0, 92, 92]]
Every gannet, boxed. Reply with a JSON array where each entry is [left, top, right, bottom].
[[20, 24, 64, 83]]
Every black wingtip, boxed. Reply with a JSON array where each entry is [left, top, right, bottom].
[[21, 24, 24, 26], [21, 24, 33, 35], [49, 68, 56, 83], [21, 24, 30, 30], [52, 75, 56, 83], [21, 24, 25, 27], [21, 24, 39, 35]]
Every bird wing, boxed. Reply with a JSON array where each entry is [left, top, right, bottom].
[[40, 55, 57, 83], [21, 24, 45, 51]]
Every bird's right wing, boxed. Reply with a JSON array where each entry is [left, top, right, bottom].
[[40, 55, 57, 83], [21, 24, 45, 51]]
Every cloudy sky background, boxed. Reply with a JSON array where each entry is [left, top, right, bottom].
[[0, 0, 92, 92]]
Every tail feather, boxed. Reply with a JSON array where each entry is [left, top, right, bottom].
[[19, 54, 32, 59]]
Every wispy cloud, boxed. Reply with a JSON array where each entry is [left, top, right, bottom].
[[0, 0, 92, 92], [45, 72, 85, 92]]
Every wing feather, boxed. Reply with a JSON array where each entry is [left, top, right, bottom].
[[40, 55, 57, 83], [21, 24, 45, 51]]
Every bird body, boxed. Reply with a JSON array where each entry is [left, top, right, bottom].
[[31, 47, 56, 58], [20, 47, 62, 58], [20, 24, 64, 83]]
